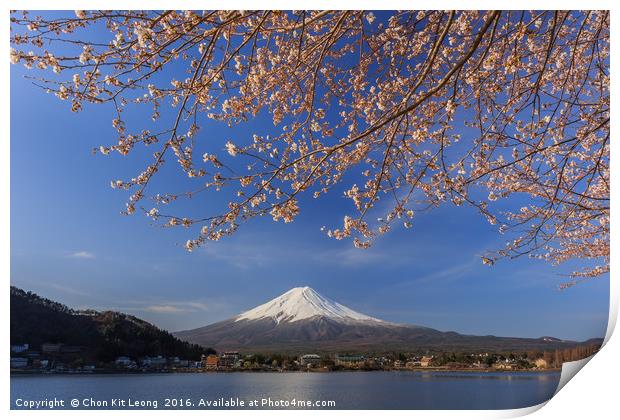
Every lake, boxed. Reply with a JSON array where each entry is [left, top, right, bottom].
[[11, 371, 560, 410]]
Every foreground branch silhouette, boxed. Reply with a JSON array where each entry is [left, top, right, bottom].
[[10, 10, 609, 281]]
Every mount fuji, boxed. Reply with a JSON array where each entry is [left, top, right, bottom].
[[174, 286, 584, 353], [235, 286, 386, 325]]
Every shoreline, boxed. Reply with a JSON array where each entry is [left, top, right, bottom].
[[10, 367, 562, 376]]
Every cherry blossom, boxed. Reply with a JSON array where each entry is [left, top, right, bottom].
[[10, 10, 609, 280]]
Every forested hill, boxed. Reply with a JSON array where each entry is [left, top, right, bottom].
[[10, 286, 215, 361]]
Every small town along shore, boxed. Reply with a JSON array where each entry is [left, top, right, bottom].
[[12, 344, 583, 376]]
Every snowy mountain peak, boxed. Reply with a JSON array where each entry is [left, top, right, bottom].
[[234, 286, 386, 324]]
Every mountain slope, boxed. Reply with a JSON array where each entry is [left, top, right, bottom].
[[174, 286, 590, 353], [10, 286, 214, 361]]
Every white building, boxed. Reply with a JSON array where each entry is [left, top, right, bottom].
[[300, 354, 321, 367], [11, 344, 29, 353]]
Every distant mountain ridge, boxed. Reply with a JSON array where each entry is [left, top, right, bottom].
[[10, 286, 213, 361], [175, 286, 601, 353], [11, 285, 602, 357]]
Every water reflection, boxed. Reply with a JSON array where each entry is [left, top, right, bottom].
[[11, 371, 561, 410]]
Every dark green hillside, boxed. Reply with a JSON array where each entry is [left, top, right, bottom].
[[10, 286, 215, 361]]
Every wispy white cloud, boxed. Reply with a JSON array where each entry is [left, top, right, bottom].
[[109, 298, 215, 315], [185, 302, 211, 311], [143, 305, 187, 314], [69, 251, 95, 259]]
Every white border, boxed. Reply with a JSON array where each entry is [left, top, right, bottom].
[[3, 2, 617, 420]]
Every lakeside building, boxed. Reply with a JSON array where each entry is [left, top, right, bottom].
[[141, 356, 167, 369], [10, 357, 28, 368], [534, 358, 548, 369], [420, 356, 433, 367], [335, 355, 365, 368], [373, 356, 393, 367], [219, 351, 240, 368], [203, 354, 219, 370], [173, 359, 190, 368], [11, 344, 29, 353], [492, 361, 517, 370], [300, 354, 321, 367]]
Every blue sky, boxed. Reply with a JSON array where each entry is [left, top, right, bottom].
[[10, 17, 609, 342]]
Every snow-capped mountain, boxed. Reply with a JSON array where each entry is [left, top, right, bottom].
[[174, 287, 580, 352], [235, 286, 386, 325]]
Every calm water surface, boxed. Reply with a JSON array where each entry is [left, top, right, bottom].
[[11, 371, 560, 410]]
